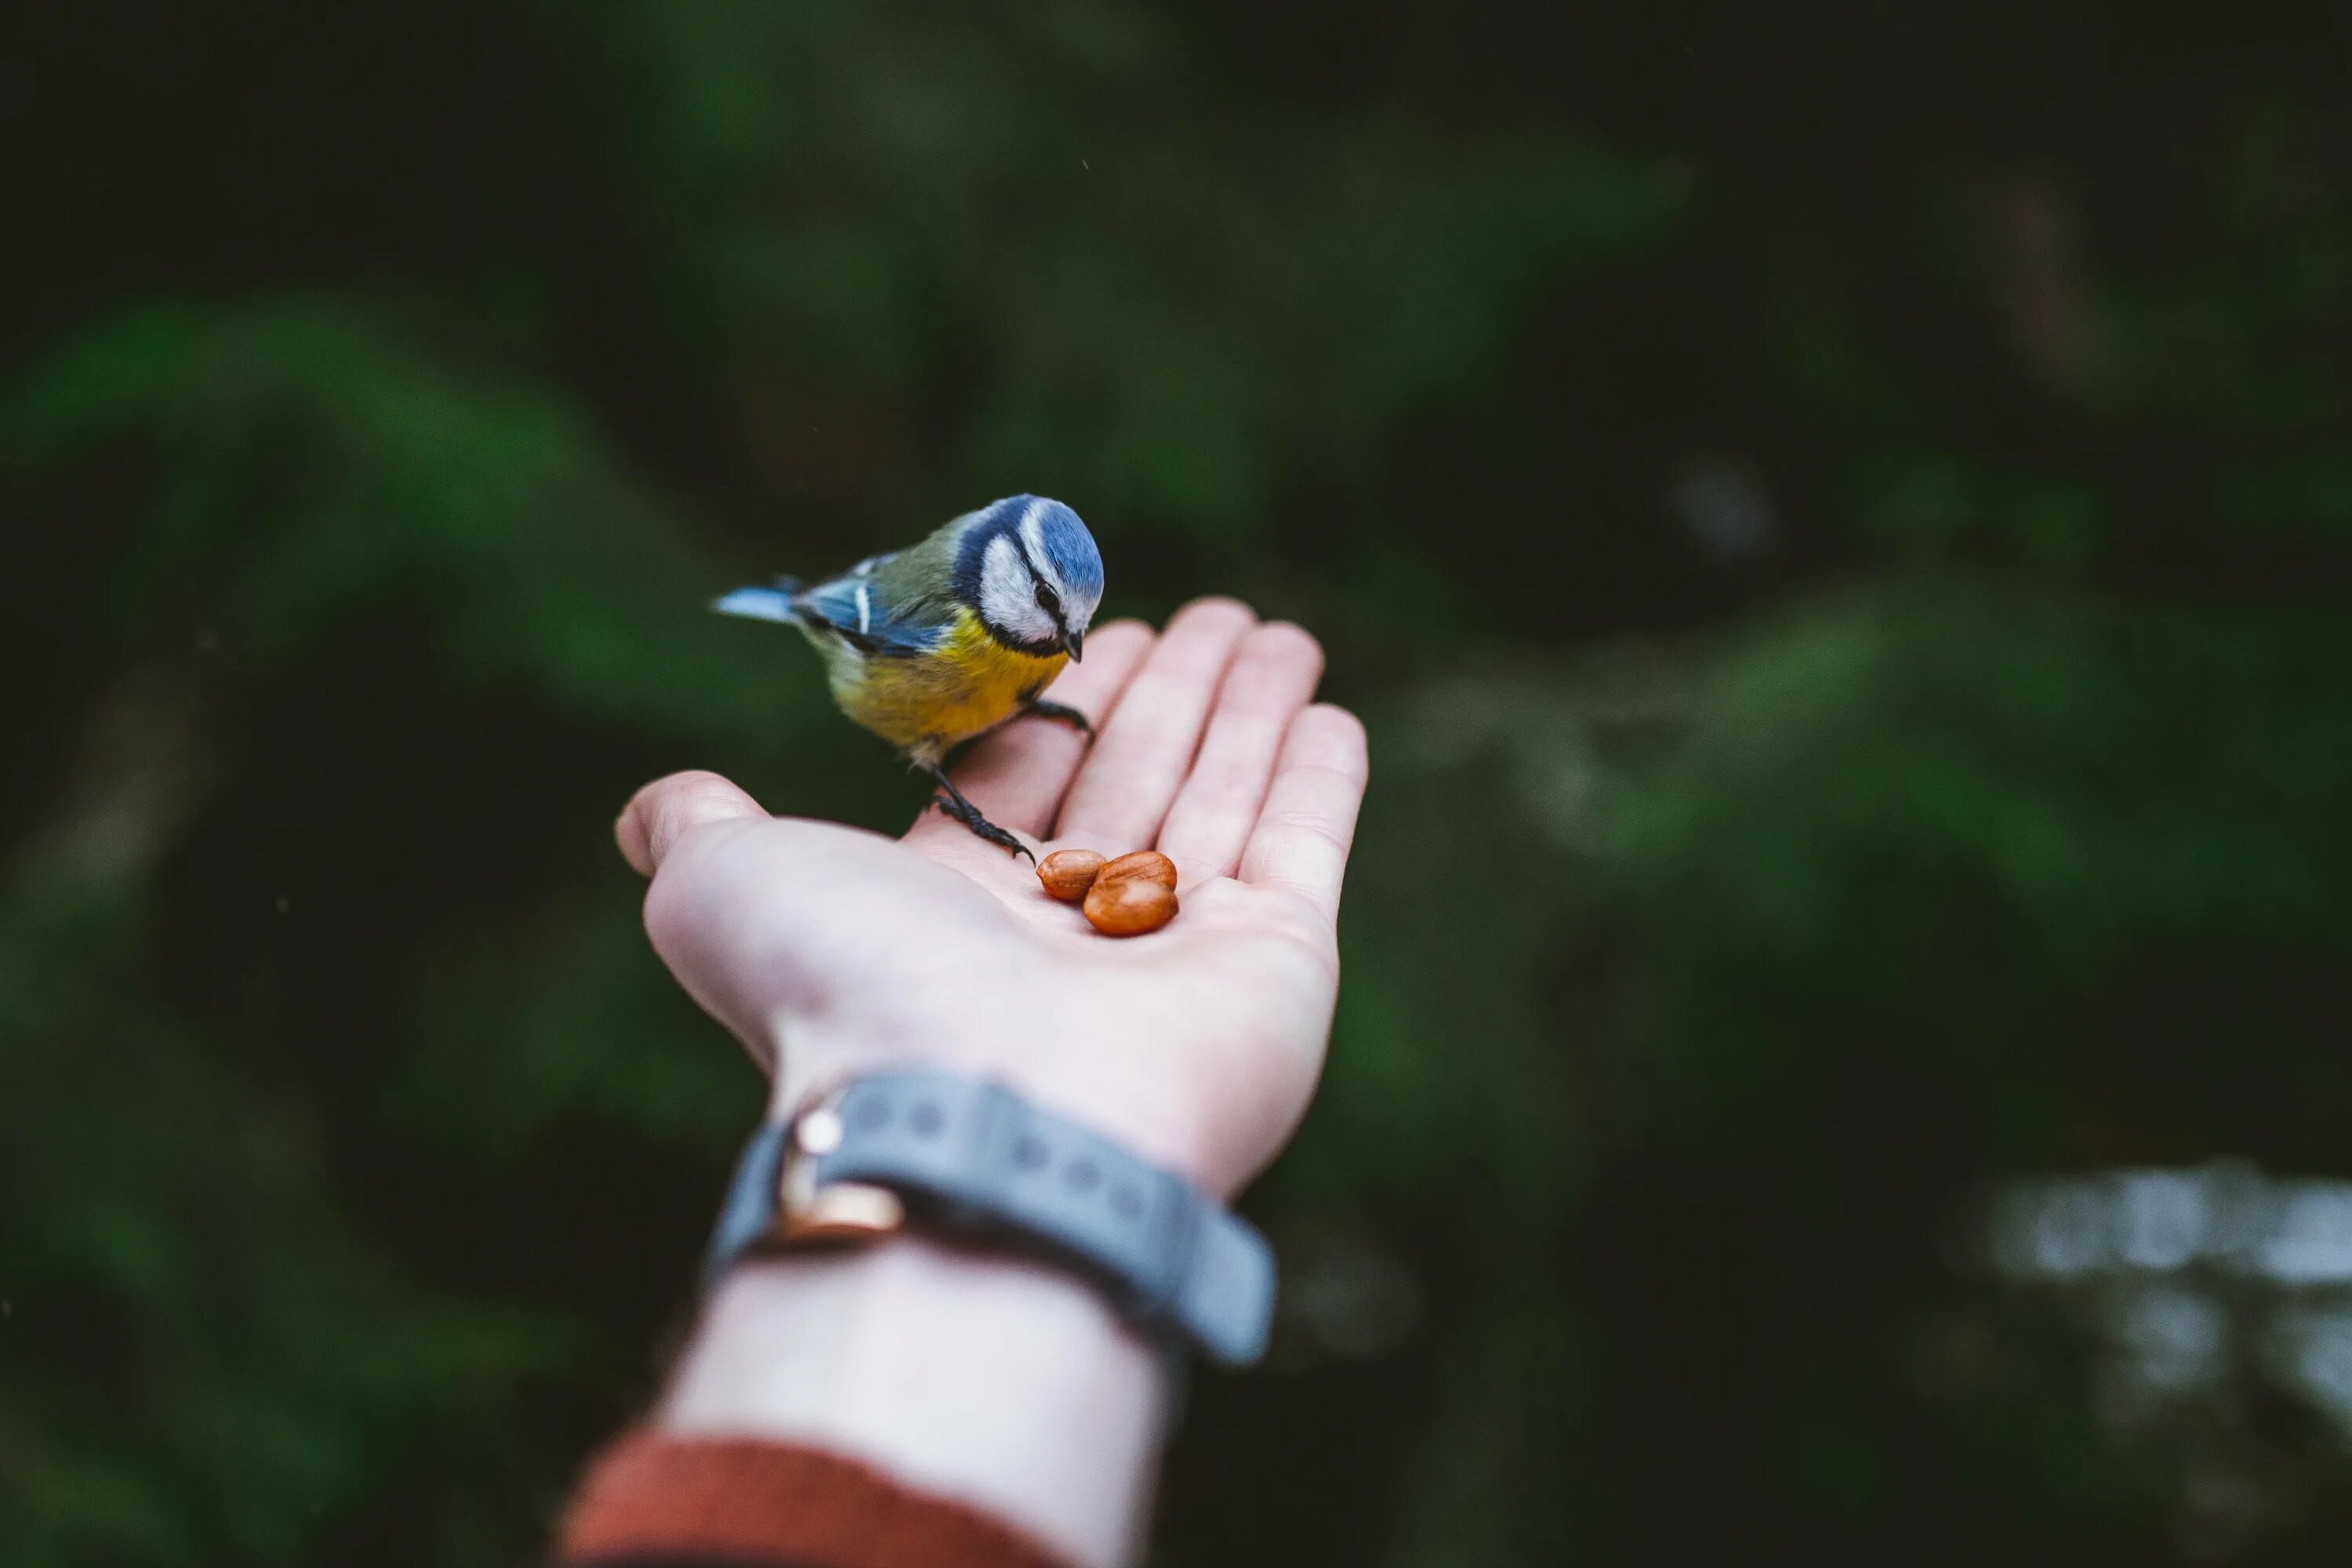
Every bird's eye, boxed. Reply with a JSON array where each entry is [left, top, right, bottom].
[[1035, 583, 1062, 619]]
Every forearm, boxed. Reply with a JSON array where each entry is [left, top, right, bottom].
[[659, 1236, 1171, 1568]]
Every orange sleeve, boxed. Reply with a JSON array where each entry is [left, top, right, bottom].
[[555, 1429, 1075, 1568]]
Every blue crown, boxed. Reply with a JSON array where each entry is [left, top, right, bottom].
[[954, 495, 1103, 603]]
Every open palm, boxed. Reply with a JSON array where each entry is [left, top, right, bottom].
[[616, 598, 1368, 1196]]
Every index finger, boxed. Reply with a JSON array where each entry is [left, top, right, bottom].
[[1236, 705, 1368, 922]]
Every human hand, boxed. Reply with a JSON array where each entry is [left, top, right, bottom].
[[615, 597, 1367, 1197]]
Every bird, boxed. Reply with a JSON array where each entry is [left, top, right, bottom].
[[713, 494, 1105, 859]]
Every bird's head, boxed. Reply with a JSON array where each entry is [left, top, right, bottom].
[[957, 495, 1105, 661]]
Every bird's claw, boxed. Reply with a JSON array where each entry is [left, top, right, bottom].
[[931, 793, 1036, 862], [1025, 699, 1094, 739]]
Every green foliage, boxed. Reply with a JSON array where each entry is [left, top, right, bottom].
[[3, 2, 2349, 1563]]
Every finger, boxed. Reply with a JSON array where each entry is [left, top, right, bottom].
[[1236, 705, 1369, 922], [1053, 597, 1258, 850], [1153, 622, 1326, 882], [909, 621, 1156, 843], [615, 769, 768, 877]]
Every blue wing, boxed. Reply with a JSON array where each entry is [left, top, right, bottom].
[[716, 549, 952, 657], [793, 568, 949, 656]]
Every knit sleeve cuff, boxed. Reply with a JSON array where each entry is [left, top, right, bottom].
[[555, 1429, 1075, 1568]]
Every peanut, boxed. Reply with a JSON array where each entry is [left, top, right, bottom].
[[1036, 848, 1107, 902], [1083, 873, 1178, 937], [1094, 848, 1178, 893]]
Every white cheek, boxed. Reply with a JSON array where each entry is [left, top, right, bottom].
[[979, 535, 1057, 643]]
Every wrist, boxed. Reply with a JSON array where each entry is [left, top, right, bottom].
[[663, 1236, 1167, 1568]]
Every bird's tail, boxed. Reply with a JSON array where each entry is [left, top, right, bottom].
[[713, 576, 804, 624]]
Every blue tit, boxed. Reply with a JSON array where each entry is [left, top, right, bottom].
[[713, 494, 1105, 858]]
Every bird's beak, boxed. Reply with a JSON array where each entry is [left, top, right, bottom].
[[1062, 627, 1084, 662]]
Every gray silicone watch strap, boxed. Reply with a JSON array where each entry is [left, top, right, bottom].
[[706, 1073, 1276, 1366], [700, 1119, 791, 1294]]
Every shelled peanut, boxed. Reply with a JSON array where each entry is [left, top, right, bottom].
[[1036, 849, 1105, 901], [1036, 848, 1179, 935]]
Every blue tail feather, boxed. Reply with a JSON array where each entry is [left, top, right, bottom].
[[713, 583, 801, 624]]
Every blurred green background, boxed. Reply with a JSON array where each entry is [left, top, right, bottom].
[[5, 3, 2351, 1563]]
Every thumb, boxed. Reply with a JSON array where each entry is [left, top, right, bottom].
[[615, 770, 769, 876]]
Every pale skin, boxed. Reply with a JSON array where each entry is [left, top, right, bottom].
[[614, 598, 1369, 1568]]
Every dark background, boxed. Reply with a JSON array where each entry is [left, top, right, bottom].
[[5, 3, 2352, 1563]]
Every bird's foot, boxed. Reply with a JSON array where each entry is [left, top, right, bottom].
[[1026, 699, 1094, 739], [931, 792, 1036, 862]]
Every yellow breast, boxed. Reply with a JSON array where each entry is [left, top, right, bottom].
[[830, 610, 1068, 765]]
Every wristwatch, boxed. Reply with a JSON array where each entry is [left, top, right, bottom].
[[699, 1071, 1277, 1367]]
